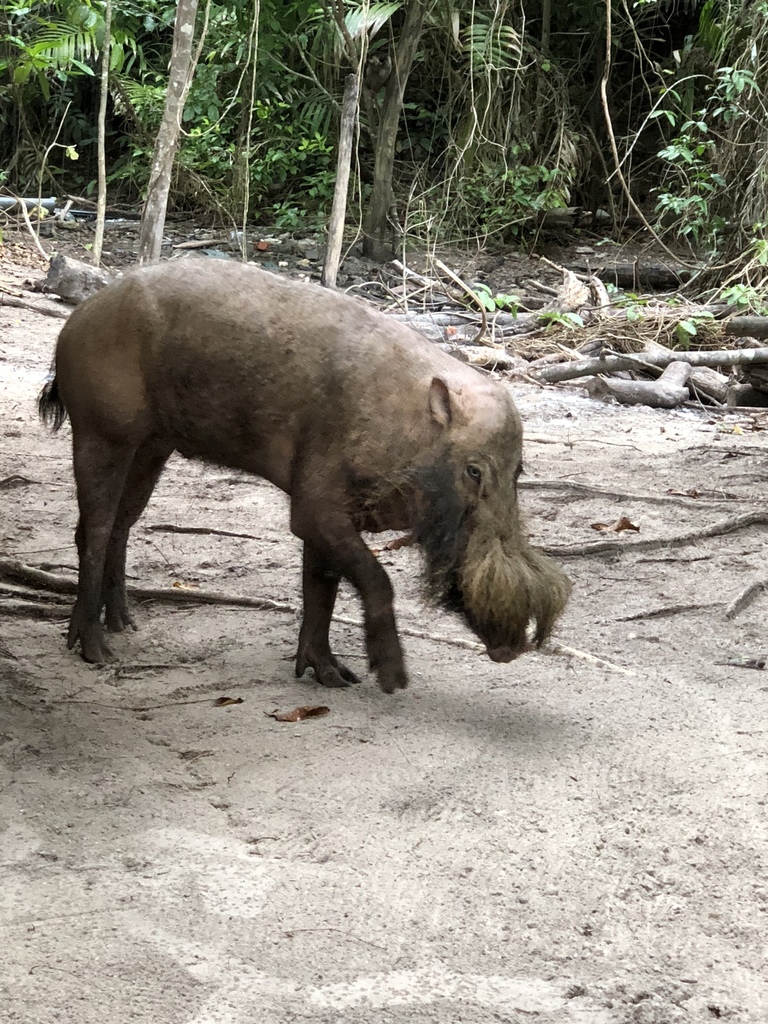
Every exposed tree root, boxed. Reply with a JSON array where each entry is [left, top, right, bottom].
[[522, 478, 737, 508], [0, 558, 297, 614], [0, 557, 594, 667], [0, 475, 36, 489], [725, 580, 766, 620], [618, 602, 721, 621], [544, 511, 768, 558], [0, 600, 71, 619]]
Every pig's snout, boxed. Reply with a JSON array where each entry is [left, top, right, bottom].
[[485, 644, 520, 664]]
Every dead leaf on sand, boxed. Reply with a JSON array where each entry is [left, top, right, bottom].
[[265, 705, 331, 722], [591, 516, 640, 533]]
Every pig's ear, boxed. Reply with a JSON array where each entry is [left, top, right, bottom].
[[429, 377, 452, 428]]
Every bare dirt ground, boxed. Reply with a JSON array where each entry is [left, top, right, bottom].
[[2, 247, 768, 1024]]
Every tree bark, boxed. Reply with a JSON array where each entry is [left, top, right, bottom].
[[322, 73, 360, 288], [362, 0, 426, 263], [92, 0, 112, 265], [137, 0, 199, 264]]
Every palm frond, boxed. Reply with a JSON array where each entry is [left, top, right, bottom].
[[345, 2, 403, 42]]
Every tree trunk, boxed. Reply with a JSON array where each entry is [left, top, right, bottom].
[[137, 0, 199, 264], [541, 0, 551, 54], [322, 73, 360, 288], [362, 0, 426, 263], [92, 0, 112, 265]]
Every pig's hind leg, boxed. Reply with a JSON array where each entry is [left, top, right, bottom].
[[102, 442, 172, 633], [69, 433, 138, 662], [295, 543, 362, 688]]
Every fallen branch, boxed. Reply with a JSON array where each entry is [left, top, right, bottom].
[[0, 291, 70, 319], [390, 259, 441, 289], [336, 613, 628, 673], [586, 262, 689, 290], [19, 198, 50, 261], [146, 523, 263, 541], [0, 559, 78, 594], [535, 347, 768, 384], [544, 511, 768, 558], [390, 310, 538, 342], [433, 257, 488, 345], [546, 642, 635, 676]]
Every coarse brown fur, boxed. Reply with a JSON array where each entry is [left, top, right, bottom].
[[38, 259, 570, 692]]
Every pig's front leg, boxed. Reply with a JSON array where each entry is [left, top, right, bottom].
[[295, 543, 362, 688], [290, 490, 409, 694]]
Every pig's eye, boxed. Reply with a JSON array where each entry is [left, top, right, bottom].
[[466, 464, 482, 485]]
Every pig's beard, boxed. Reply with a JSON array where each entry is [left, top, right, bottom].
[[413, 460, 571, 655]]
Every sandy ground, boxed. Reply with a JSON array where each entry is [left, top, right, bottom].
[[2, 256, 768, 1024]]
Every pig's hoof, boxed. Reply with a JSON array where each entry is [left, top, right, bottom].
[[67, 615, 115, 664], [74, 632, 115, 664], [105, 606, 137, 633], [377, 664, 409, 694], [296, 650, 362, 688]]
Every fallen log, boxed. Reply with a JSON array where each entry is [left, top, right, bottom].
[[534, 346, 768, 384], [43, 254, 113, 305], [741, 362, 768, 385], [585, 360, 691, 409], [644, 340, 729, 404], [725, 384, 768, 408], [723, 316, 768, 340]]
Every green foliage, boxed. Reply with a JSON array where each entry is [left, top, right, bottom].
[[452, 152, 571, 240], [719, 283, 768, 315], [671, 311, 714, 349], [473, 283, 521, 315], [651, 104, 727, 247], [540, 311, 585, 330], [645, 3, 768, 281]]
